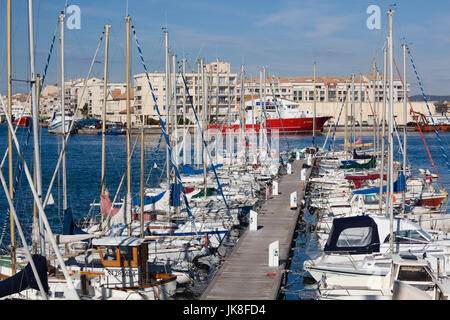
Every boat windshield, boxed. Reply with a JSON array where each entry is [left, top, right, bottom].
[[384, 230, 431, 244]]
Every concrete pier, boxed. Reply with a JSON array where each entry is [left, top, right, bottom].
[[200, 159, 312, 300]]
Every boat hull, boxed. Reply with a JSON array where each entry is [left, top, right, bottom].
[[415, 125, 450, 132], [13, 116, 31, 127], [210, 116, 332, 133]]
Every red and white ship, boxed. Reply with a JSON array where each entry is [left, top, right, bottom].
[[209, 96, 332, 133]]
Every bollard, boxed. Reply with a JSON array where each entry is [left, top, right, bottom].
[[301, 168, 307, 191], [269, 240, 279, 267], [290, 191, 297, 209], [307, 154, 312, 166], [287, 163, 292, 175], [272, 181, 279, 196], [250, 210, 258, 231]]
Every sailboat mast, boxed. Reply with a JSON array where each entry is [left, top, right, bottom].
[[379, 47, 387, 211], [371, 59, 377, 155], [28, 0, 44, 255], [344, 82, 349, 158], [388, 9, 395, 253], [140, 104, 145, 238], [101, 24, 110, 200], [240, 64, 246, 164], [201, 59, 207, 198], [182, 58, 187, 165], [172, 54, 178, 166], [125, 16, 132, 235], [402, 43, 407, 214], [359, 74, 363, 138], [60, 12, 68, 216], [350, 74, 355, 151], [215, 60, 219, 165], [165, 30, 171, 180], [313, 62, 317, 146], [7, 0, 16, 274]]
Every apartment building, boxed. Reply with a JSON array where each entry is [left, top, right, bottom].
[[239, 74, 408, 104], [133, 60, 238, 124]]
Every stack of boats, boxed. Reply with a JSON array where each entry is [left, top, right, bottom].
[[298, 146, 450, 300]]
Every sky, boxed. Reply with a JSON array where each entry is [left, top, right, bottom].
[[0, 0, 449, 95]]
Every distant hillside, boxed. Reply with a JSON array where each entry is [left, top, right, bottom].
[[409, 95, 450, 102]]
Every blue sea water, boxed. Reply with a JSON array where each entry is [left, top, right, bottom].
[[0, 124, 448, 298], [279, 131, 450, 300]]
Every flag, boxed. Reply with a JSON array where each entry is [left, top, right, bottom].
[[100, 193, 119, 217], [355, 136, 363, 145]]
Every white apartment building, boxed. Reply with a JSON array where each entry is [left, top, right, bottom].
[[133, 60, 238, 124], [239, 74, 408, 104]]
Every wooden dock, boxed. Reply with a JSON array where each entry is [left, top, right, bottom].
[[200, 159, 312, 300]]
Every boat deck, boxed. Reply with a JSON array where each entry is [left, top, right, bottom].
[[200, 159, 312, 300]]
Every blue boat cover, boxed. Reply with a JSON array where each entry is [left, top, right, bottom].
[[324, 215, 380, 254], [132, 190, 166, 206], [170, 183, 181, 207], [353, 149, 373, 160], [63, 208, 89, 235], [340, 160, 359, 166], [182, 164, 223, 176], [353, 173, 406, 195], [0, 254, 49, 298]]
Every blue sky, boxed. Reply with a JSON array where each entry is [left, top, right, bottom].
[[1, 0, 449, 95]]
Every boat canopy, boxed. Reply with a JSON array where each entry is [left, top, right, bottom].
[[345, 174, 387, 189], [182, 164, 223, 176], [353, 173, 406, 195], [0, 254, 49, 298], [324, 215, 381, 254], [353, 149, 373, 160], [339, 156, 376, 169], [132, 190, 166, 206]]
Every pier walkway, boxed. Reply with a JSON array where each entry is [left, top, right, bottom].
[[200, 159, 312, 300]]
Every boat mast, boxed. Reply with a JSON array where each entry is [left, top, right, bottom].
[[101, 24, 110, 204], [359, 74, 363, 138], [263, 66, 267, 150], [240, 64, 246, 164], [7, 0, 16, 274], [350, 74, 355, 152], [172, 54, 179, 213], [402, 43, 407, 214], [182, 58, 187, 165], [215, 60, 219, 164], [313, 62, 317, 146], [379, 47, 387, 211], [140, 93, 145, 238], [125, 15, 132, 235], [371, 59, 377, 155], [388, 9, 395, 253], [259, 70, 263, 156], [251, 74, 255, 132], [28, 0, 45, 255], [164, 30, 171, 184], [60, 11, 68, 220], [344, 82, 349, 159], [201, 58, 207, 198], [172, 54, 177, 167]]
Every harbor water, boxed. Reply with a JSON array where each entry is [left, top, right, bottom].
[[0, 124, 448, 300]]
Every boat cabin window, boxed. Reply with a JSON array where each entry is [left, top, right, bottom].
[[336, 227, 373, 248], [104, 246, 117, 261], [397, 266, 432, 282], [363, 195, 378, 205], [119, 246, 133, 263], [383, 230, 430, 244]]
